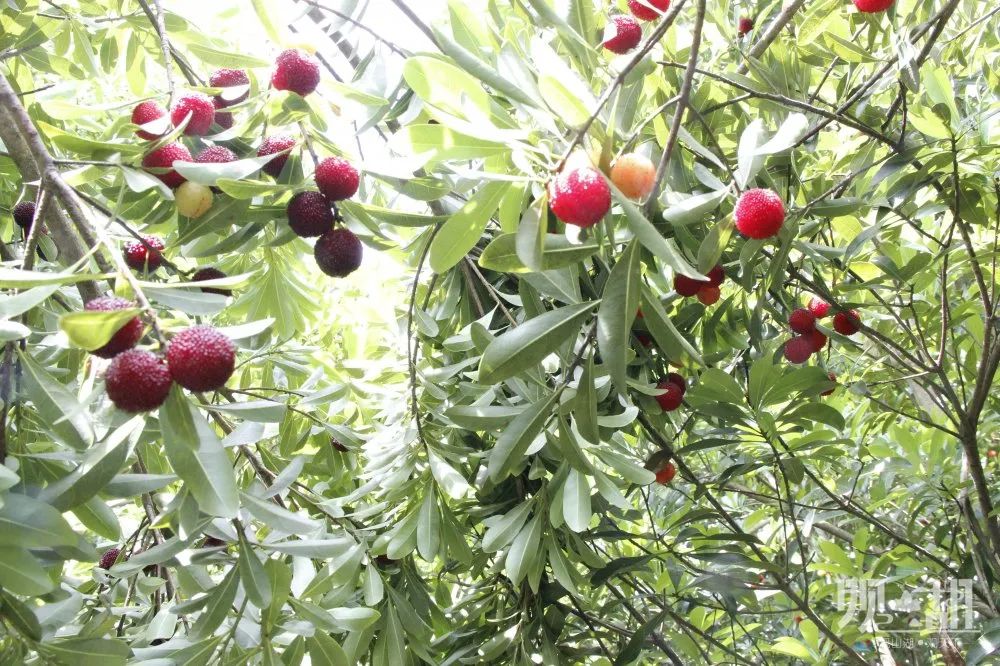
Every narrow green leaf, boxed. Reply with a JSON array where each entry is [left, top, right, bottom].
[[575, 355, 601, 444], [504, 514, 542, 584], [429, 181, 508, 273], [514, 196, 545, 272], [18, 350, 94, 450], [488, 392, 560, 482], [0, 547, 54, 596], [192, 567, 239, 638], [614, 609, 668, 665], [479, 300, 597, 384], [160, 388, 239, 518], [562, 468, 591, 533], [597, 239, 641, 394], [239, 533, 272, 610], [610, 183, 701, 279]]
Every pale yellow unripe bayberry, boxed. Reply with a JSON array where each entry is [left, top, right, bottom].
[[175, 182, 213, 219], [610, 153, 656, 200]]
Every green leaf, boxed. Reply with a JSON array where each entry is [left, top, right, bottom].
[[0, 320, 30, 342], [597, 239, 641, 394], [504, 514, 542, 584], [639, 285, 704, 365], [58, 308, 142, 352], [18, 350, 94, 450], [562, 468, 591, 533], [967, 626, 1000, 665], [575, 355, 601, 444], [40, 637, 129, 666], [309, 631, 350, 666], [487, 393, 560, 482], [0, 547, 54, 596], [186, 42, 271, 68], [192, 567, 239, 638], [768, 636, 812, 659], [614, 609, 668, 665], [429, 181, 508, 273], [479, 301, 597, 384], [390, 124, 508, 166], [443, 405, 524, 430], [0, 589, 42, 640], [662, 189, 727, 225], [250, 0, 282, 43], [0, 268, 111, 288], [480, 231, 598, 273], [0, 493, 77, 547], [514, 196, 545, 272], [610, 183, 701, 279], [238, 533, 272, 610], [160, 388, 239, 518]]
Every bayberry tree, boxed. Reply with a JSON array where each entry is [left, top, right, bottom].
[[0, 0, 998, 664]]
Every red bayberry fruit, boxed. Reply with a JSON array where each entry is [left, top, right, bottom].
[[271, 49, 321, 97], [655, 380, 684, 411], [603, 15, 642, 54], [697, 285, 721, 305], [988, 450, 997, 459], [548, 167, 611, 228], [195, 145, 238, 164], [788, 308, 817, 334], [167, 326, 236, 392], [84, 296, 144, 358], [808, 296, 830, 318], [209, 68, 250, 106], [331, 437, 349, 452], [737, 16, 754, 36], [131, 101, 169, 141], [808, 330, 828, 352], [833, 310, 861, 335], [287, 191, 334, 238], [821, 372, 837, 396], [257, 135, 296, 178], [674, 274, 702, 297], [12, 201, 35, 229], [627, 0, 670, 21], [314, 156, 360, 201], [611, 153, 656, 199], [635, 332, 654, 348], [783, 336, 813, 364], [212, 97, 233, 131], [191, 267, 231, 296], [734, 188, 785, 239], [314, 228, 363, 278], [170, 92, 215, 136], [123, 235, 165, 272], [105, 350, 173, 412], [707, 265, 725, 287], [853, 0, 894, 13], [142, 142, 192, 188], [655, 461, 676, 484], [98, 547, 121, 569], [666, 372, 686, 394]]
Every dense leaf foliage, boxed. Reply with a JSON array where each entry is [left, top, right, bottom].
[[0, 0, 998, 664]]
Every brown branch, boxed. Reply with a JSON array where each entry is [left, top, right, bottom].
[[737, 0, 807, 74]]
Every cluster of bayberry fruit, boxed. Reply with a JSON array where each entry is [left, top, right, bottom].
[[603, 2, 757, 54], [783, 297, 861, 365], [674, 264, 725, 306], [85, 294, 236, 412], [130, 48, 363, 281]]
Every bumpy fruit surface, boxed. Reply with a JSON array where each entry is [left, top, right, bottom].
[[707, 265, 726, 287], [610, 153, 655, 199], [98, 548, 121, 569], [123, 235, 165, 272], [84, 296, 144, 359], [783, 336, 813, 364], [209, 68, 250, 105], [549, 167, 611, 228], [142, 143, 192, 188], [788, 308, 817, 334], [170, 92, 215, 136], [131, 101, 169, 141], [315, 228, 363, 278], [257, 135, 296, 178], [853, 0, 894, 12], [734, 188, 785, 239], [655, 461, 676, 485], [666, 372, 686, 395], [655, 380, 683, 411], [808, 330, 828, 352], [212, 98, 233, 130], [12, 201, 35, 229], [603, 15, 642, 54], [808, 296, 830, 318], [833, 310, 861, 335], [105, 350, 173, 412], [697, 286, 720, 305], [287, 191, 334, 237], [271, 49, 321, 97], [627, 0, 670, 21], [314, 156, 360, 201], [191, 267, 231, 296], [175, 182, 214, 219], [167, 326, 236, 392], [737, 16, 754, 35], [195, 145, 238, 164]]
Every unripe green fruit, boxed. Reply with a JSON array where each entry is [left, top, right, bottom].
[[175, 182, 213, 219]]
